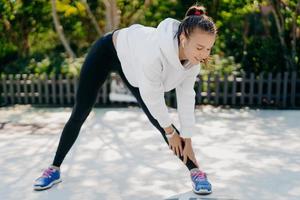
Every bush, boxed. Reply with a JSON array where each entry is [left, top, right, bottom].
[[201, 54, 241, 76]]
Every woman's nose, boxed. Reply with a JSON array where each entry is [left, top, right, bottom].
[[201, 51, 210, 59]]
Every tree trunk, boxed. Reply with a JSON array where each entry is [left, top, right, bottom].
[[103, 0, 120, 32], [270, 0, 290, 70], [291, 0, 300, 71], [21, 31, 30, 56], [51, 0, 76, 60], [81, 0, 103, 36], [19, 17, 30, 57], [241, 16, 249, 65], [260, 5, 272, 36], [120, 0, 153, 25], [128, 0, 153, 24]]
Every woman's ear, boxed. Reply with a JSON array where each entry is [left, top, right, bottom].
[[180, 33, 187, 48]]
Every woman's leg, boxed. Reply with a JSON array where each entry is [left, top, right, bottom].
[[116, 69, 198, 171], [52, 34, 114, 167]]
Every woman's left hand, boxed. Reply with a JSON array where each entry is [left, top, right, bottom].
[[182, 138, 199, 168]]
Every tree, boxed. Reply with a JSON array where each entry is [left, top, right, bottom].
[[81, 0, 102, 36], [103, 0, 120, 31], [268, 0, 300, 71], [291, 0, 300, 70], [51, 0, 76, 60], [0, 0, 52, 57]]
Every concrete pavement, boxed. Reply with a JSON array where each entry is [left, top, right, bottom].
[[0, 105, 299, 200]]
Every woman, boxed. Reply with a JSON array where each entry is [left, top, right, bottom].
[[33, 4, 217, 195]]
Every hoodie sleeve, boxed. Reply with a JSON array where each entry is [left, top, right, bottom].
[[175, 71, 198, 138], [138, 61, 172, 128]]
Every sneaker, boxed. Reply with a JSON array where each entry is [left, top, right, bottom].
[[190, 169, 212, 195], [33, 167, 62, 191]]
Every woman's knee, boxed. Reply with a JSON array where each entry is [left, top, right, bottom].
[[69, 103, 93, 123]]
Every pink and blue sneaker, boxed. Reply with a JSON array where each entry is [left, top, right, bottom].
[[190, 168, 212, 195], [33, 167, 62, 191]]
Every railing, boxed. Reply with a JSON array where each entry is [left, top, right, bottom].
[[194, 72, 300, 108], [0, 72, 299, 108], [0, 74, 109, 106]]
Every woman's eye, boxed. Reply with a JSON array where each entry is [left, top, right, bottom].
[[197, 48, 202, 51]]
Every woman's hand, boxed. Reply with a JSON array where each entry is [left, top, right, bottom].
[[167, 131, 183, 157], [182, 138, 199, 168]]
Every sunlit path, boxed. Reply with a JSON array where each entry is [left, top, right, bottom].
[[0, 105, 299, 200]]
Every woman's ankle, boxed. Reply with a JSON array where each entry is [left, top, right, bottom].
[[50, 165, 60, 171], [190, 168, 200, 173]]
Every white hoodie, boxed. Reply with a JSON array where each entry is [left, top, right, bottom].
[[115, 18, 200, 138]]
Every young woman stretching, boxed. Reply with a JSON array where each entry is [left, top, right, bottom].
[[33, 5, 217, 195]]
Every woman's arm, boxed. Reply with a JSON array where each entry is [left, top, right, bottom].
[[175, 70, 199, 138], [138, 63, 173, 128], [138, 62, 184, 156]]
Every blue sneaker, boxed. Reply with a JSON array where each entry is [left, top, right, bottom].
[[33, 167, 62, 191], [190, 169, 212, 195]]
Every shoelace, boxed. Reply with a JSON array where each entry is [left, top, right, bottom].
[[42, 168, 55, 178], [191, 170, 206, 181]]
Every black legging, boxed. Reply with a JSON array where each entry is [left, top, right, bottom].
[[52, 30, 198, 170]]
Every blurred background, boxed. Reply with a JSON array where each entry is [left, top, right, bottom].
[[0, 0, 300, 108]]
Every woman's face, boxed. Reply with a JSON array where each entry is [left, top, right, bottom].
[[180, 29, 216, 65]]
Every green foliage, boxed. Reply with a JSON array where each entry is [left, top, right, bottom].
[[0, 0, 299, 75], [28, 57, 51, 74], [137, 0, 179, 26], [242, 35, 285, 74], [0, 0, 52, 57], [203, 54, 241, 76], [117, 0, 179, 27], [60, 56, 84, 77]]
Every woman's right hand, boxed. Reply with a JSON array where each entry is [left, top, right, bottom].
[[167, 131, 183, 157]]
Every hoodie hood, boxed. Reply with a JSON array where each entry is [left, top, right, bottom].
[[157, 18, 195, 71]]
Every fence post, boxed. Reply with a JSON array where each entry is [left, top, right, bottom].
[[45, 74, 49, 104], [16, 74, 21, 104], [102, 80, 108, 104], [196, 75, 202, 104], [51, 74, 57, 105], [282, 72, 288, 107], [165, 92, 171, 106], [215, 74, 220, 105], [22, 74, 29, 104], [59, 74, 64, 105], [2, 74, 8, 104], [173, 89, 177, 108], [249, 73, 255, 105], [275, 73, 281, 106], [223, 74, 228, 105], [241, 73, 246, 105], [1, 74, 8, 105], [73, 76, 78, 102], [37, 74, 42, 104], [291, 71, 297, 107], [30, 74, 35, 104], [9, 74, 15, 105], [267, 72, 272, 104], [96, 88, 100, 104], [232, 75, 237, 105], [207, 73, 211, 104], [66, 75, 71, 104], [258, 72, 264, 106]]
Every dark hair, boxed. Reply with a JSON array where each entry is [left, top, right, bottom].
[[176, 5, 217, 39], [176, 5, 217, 65]]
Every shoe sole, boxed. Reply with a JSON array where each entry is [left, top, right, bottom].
[[33, 179, 62, 191], [192, 182, 212, 195], [193, 188, 212, 195]]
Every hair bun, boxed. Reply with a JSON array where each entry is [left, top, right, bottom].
[[185, 5, 207, 17]]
